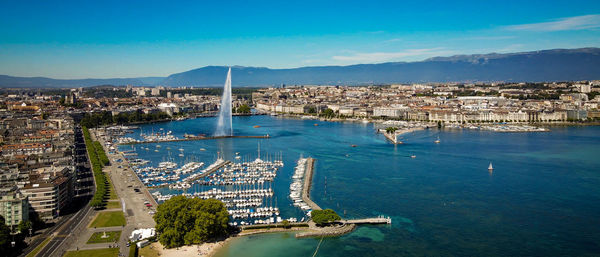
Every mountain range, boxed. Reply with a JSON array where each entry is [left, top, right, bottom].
[[1, 48, 599, 88]]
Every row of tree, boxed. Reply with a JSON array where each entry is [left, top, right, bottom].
[[82, 127, 111, 208], [80, 110, 171, 128], [153, 196, 230, 248]]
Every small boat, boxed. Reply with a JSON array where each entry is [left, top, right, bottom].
[[434, 136, 440, 144], [154, 149, 159, 152], [488, 162, 493, 171], [178, 153, 184, 157], [235, 156, 241, 160], [351, 144, 357, 147], [314, 124, 319, 126], [178, 148, 184, 151], [200, 148, 206, 151], [253, 125, 260, 128], [410, 155, 416, 158], [156, 145, 161, 148]]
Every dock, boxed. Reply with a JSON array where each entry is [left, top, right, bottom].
[[148, 159, 232, 188], [341, 216, 392, 225], [119, 135, 270, 145], [380, 127, 424, 144], [302, 158, 321, 210]]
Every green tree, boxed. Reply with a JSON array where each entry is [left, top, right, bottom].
[[311, 209, 341, 226], [320, 108, 335, 118], [154, 196, 230, 248], [385, 127, 397, 134], [17, 221, 32, 235], [281, 220, 290, 229], [236, 104, 251, 114], [0, 216, 13, 253]]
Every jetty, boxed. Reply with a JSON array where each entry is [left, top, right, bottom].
[[341, 216, 392, 225], [380, 127, 424, 144], [118, 134, 270, 145], [302, 158, 321, 210], [148, 159, 231, 188]]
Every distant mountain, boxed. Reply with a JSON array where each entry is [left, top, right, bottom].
[[0, 75, 163, 88], [162, 48, 600, 87], [1, 48, 599, 88]]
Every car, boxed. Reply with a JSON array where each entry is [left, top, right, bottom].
[[133, 188, 140, 192], [148, 211, 155, 215], [118, 166, 122, 169], [126, 242, 130, 247]]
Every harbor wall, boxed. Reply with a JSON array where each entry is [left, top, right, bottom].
[[302, 158, 322, 211]]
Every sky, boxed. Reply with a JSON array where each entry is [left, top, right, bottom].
[[0, 0, 599, 79]]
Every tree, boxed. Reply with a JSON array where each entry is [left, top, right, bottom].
[[385, 127, 397, 134], [311, 209, 341, 226], [307, 107, 317, 114], [281, 220, 290, 229], [320, 108, 335, 118], [154, 196, 230, 248], [0, 216, 13, 253], [17, 221, 32, 235], [236, 104, 251, 114]]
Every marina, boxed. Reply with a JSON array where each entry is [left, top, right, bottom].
[[148, 152, 288, 226], [113, 116, 600, 257]]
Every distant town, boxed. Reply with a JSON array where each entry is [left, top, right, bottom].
[[0, 79, 599, 255]]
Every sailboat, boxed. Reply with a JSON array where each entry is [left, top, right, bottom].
[[488, 162, 494, 171], [434, 136, 441, 144]]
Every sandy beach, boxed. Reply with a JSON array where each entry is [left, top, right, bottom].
[[148, 241, 227, 257]]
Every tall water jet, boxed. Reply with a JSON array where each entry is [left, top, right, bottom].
[[215, 67, 233, 136]]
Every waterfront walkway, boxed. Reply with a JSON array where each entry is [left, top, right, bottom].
[[302, 158, 322, 210], [341, 216, 392, 225]]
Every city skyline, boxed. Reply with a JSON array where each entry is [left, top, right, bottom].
[[1, 0, 600, 79]]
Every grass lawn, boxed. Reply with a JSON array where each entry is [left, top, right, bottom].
[[139, 245, 160, 257], [64, 248, 119, 257], [26, 236, 52, 257], [89, 211, 126, 228], [86, 231, 122, 244], [105, 201, 121, 209]]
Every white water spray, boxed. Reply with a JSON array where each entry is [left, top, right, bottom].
[[215, 67, 233, 136]]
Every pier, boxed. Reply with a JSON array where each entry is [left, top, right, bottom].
[[380, 127, 424, 144], [341, 216, 392, 225], [302, 158, 321, 210], [118, 135, 270, 145], [148, 159, 232, 188]]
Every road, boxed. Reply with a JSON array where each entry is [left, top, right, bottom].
[[38, 206, 92, 257]]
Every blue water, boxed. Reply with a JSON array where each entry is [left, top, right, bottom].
[[122, 116, 600, 256]]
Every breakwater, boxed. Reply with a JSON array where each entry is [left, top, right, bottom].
[[118, 135, 270, 145], [302, 158, 321, 210]]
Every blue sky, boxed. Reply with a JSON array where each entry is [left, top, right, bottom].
[[1, 0, 599, 78]]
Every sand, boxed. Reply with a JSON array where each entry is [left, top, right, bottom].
[[150, 241, 227, 257]]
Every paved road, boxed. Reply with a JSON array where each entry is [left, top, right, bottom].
[[36, 205, 92, 257]]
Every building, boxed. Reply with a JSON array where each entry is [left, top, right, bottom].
[[151, 88, 161, 96], [0, 186, 29, 228], [1, 143, 52, 157], [21, 167, 74, 221]]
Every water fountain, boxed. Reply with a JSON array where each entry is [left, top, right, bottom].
[[215, 67, 233, 136]]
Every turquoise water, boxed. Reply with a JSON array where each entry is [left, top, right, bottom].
[[123, 116, 600, 256]]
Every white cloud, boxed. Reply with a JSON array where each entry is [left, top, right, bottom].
[[332, 48, 454, 63], [504, 14, 600, 31]]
